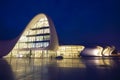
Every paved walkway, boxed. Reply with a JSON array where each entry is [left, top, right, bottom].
[[0, 57, 120, 80]]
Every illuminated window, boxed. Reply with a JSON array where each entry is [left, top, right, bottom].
[[39, 43, 43, 47], [32, 43, 36, 48], [37, 21, 44, 28], [29, 30, 36, 35], [43, 21, 49, 26], [35, 17, 49, 28], [36, 36, 43, 41], [28, 37, 35, 42], [19, 43, 27, 48], [36, 29, 43, 34], [61, 47, 66, 50], [43, 42, 49, 47], [44, 28, 50, 33], [27, 43, 31, 48], [43, 35, 50, 40], [36, 43, 40, 48], [35, 42, 49, 48]]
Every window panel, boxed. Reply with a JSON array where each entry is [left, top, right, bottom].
[[29, 30, 36, 35], [44, 28, 50, 33], [19, 43, 27, 48], [28, 37, 35, 42], [43, 35, 50, 40]]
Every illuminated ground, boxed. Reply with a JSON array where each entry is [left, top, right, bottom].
[[0, 57, 120, 80]]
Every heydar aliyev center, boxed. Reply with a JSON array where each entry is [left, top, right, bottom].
[[3, 13, 85, 58], [0, 13, 117, 58]]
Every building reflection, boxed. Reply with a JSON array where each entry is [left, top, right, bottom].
[[2, 57, 120, 80], [56, 57, 117, 68], [57, 59, 86, 68], [81, 57, 113, 68], [6, 58, 51, 80], [55, 57, 120, 80]]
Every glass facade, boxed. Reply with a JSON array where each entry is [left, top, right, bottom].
[[6, 14, 85, 58], [57, 46, 84, 58]]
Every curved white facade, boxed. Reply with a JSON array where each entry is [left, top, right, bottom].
[[2, 13, 116, 58], [5, 13, 84, 58], [80, 46, 116, 56]]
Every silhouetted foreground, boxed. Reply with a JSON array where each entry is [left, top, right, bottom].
[[1, 57, 120, 80], [0, 59, 15, 80]]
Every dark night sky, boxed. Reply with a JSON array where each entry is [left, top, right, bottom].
[[0, 0, 120, 50]]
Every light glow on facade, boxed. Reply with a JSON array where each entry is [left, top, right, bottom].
[[5, 13, 84, 58], [3, 13, 116, 58], [80, 46, 116, 56], [102, 46, 115, 56]]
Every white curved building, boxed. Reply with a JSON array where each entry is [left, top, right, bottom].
[[5, 13, 84, 58], [2, 13, 116, 58]]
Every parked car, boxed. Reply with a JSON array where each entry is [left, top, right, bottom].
[[55, 56, 63, 59]]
